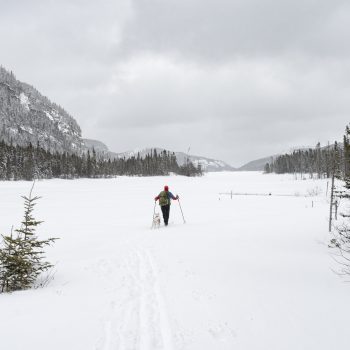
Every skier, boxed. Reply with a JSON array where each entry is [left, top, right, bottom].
[[154, 185, 179, 226]]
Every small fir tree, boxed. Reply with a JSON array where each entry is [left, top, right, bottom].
[[0, 184, 58, 293]]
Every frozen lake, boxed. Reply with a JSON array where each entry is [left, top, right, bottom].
[[0, 172, 348, 350]]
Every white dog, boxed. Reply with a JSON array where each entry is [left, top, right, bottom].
[[152, 213, 161, 229]]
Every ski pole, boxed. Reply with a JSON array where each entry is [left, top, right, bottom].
[[178, 197, 186, 223]]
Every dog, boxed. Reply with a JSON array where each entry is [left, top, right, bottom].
[[152, 213, 161, 229]]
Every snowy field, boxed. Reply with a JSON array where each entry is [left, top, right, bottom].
[[0, 171, 349, 350]]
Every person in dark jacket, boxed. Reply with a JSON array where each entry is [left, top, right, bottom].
[[154, 185, 179, 226]]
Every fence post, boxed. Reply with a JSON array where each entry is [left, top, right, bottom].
[[335, 200, 338, 220]]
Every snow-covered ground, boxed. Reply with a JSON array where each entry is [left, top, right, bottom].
[[0, 172, 349, 350]]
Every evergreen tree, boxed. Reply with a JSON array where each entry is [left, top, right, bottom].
[[343, 126, 350, 189], [0, 184, 58, 292], [330, 126, 350, 276], [264, 163, 271, 173]]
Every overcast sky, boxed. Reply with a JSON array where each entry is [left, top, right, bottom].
[[1, 0, 350, 166]]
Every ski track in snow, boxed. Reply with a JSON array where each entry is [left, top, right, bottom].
[[96, 246, 173, 350]]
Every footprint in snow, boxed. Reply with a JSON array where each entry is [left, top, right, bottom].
[[208, 322, 237, 342]]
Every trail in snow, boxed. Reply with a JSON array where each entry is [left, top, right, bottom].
[[96, 246, 173, 350]]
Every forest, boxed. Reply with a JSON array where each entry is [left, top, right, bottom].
[[0, 140, 202, 180], [264, 126, 350, 181]]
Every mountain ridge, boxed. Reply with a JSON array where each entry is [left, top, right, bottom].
[[113, 147, 235, 172], [0, 66, 83, 154], [238, 156, 276, 171], [0, 65, 234, 171], [82, 143, 236, 172]]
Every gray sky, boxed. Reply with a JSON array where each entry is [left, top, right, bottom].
[[1, 0, 350, 167]]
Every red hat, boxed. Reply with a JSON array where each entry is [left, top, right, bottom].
[[164, 185, 169, 191]]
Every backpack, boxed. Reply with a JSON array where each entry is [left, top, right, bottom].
[[159, 191, 169, 206]]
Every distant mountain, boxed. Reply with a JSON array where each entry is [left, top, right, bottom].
[[0, 66, 235, 172], [0, 66, 83, 153], [83, 139, 109, 154], [174, 151, 235, 172], [114, 147, 235, 172], [238, 156, 276, 171]]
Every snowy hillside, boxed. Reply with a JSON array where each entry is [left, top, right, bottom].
[[0, 172, 348, 350], [174, 151, 235, 172], [238, 156, 276, 171], [0, 67, 83, 153], [83, 138, 111, 157], [115, 147, 235, 172]]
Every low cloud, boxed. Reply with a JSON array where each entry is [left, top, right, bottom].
[[1, 0, 350, 166]]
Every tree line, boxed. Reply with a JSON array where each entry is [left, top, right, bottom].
[[0, 140, 202, 180], [264, 142, 342, 179]]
